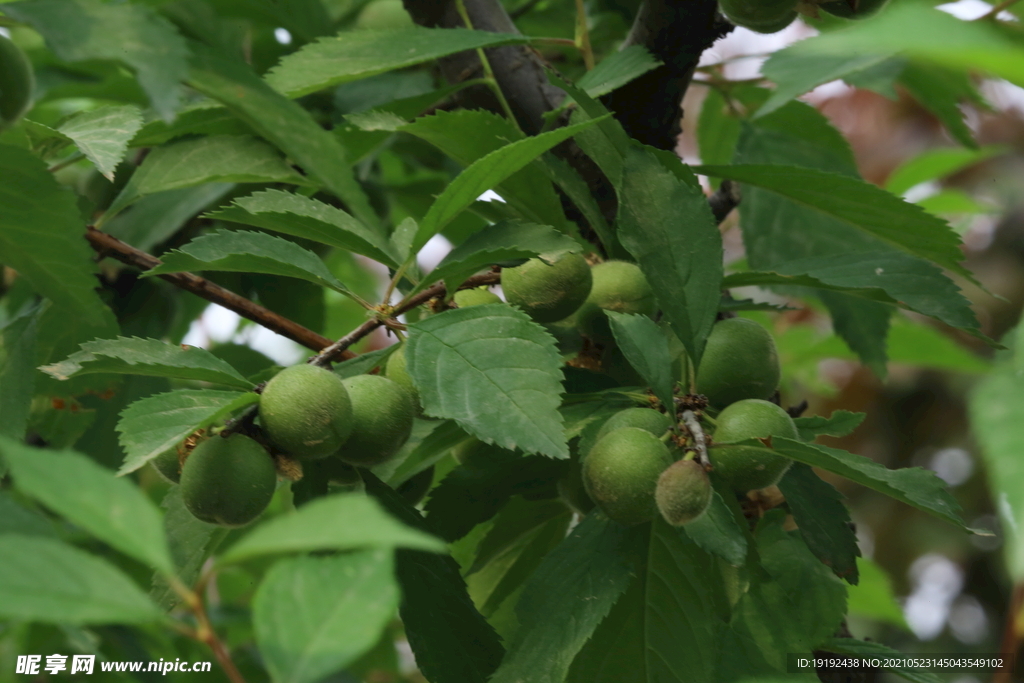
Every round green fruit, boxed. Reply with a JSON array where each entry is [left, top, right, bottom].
[[152, 449, 181, 484], [355, 0, 414, 29], [719, 0, 799, 33], [336, 374, 415, 467], [576, 261, 656, 344], [502, 253, 593, 323], [0, 35, 34, 133], [595, 407, 673, 445], [260, 364, 354, 460], [695, 318, 780, 408], [655, 459, 712, 526], [582, 427, 674, 526], [820, 0, 888, 19], [711, 399, 797, 492], [454, 287, 502, 308], [385, 345, 421, 413], [180, 435, 277, 527]]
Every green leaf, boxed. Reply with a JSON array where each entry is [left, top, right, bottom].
[[0, 145, 107, 324], [0, 313, 38, 440], [567, 518, 730, 683], [575, 45, 662, 98], [785, 2, 1024, 89], [151, 487, 224, 610], [253, 550, 400, 683], [418, 220, 582, 296], [364, 472, 505, 683], [412, 117, 605, 254], [57, 105, 144, 180], [490, 513, 641, 683], [208, 189, 400, 268], [617, 145, 723, 365], [758, 49, 900, 118], [683, 486, 748, 567], [265, 27, 530, 98], [969, 363, 1024, 579], [144, 229, 353, 295], [333, 346, 397, 380], [794, 410, 866, 442], [771, 437, 968, 531], [605, 311, 675, 408], [130, 103, 252, 147], [697, 164, 971, 281], [886, 145, 1006, 196], [187, 44, 378, 228], [104, 183, 236, 254], [40, 336, 253, 389], [0, 536, 163, 625], [538, 152, 616, 252], [103, 135, 307, 220], [115, 389, 258, 476], [0, 491, 57, 537], [846, 557, 908, 628], [405, 305, 568, 459], [401, 110, 567, 230], [697, 87, 741, 189], [819, 638, 941, 683], [898, 62, 979, 149], [0, 438, 173, 574], [217, 493, 444, 565], [778, 464, 860, 584], [378, 418, 473, 488], [3, 0, 188, 120]]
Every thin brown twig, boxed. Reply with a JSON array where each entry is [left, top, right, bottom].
[[167, 577, 247, 683], [978, 0, 1020, 19], [85, 227, 355, 359], [310, 271, 502, 366], [993, 582, 1024, 683]]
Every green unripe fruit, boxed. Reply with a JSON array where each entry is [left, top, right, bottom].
[[719, 0, 798, 33], [180, 435, 277, 527], [502, 253, 593, 323], [454, 287, 502, 308], [695, 318, 780, 408], [0, 35, 34, 133], [398, 466, 435, 506], [595, 407, 673, 445], [152, 449, 181, 484], [576, 261, 656, 344], [355, 0, 414, 29], [711, 399, 797, 492], [260, 364, 354, 460], [655, 459, 712, 526], [385, 345, 421, 413], [820, 0, 888, 19], [582, 427, 674, 526], [337, 375, 415, 467]]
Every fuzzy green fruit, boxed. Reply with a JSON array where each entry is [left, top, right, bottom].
[[502, 253, 593, 323], [695, 318, 780, 408], [576, 261, 656, 344], [454, 287, 502, 308], [385, 345, 421, 413], [595, 407, 673, 445], [337, 375, 415, 467], [820, 0, 888, 19], [152, 449, 181, 484], [582, 427, 674, 526], [711, 399, 796, 492], [355, 0, 414, 29], [719, 0, 798, 33], [260, 364, 353, 460], [655, 459, 712, 526], [0, 35, 34, 133], [180, 435, 277, 527]]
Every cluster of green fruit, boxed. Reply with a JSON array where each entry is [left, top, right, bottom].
[[717, 0, 886, 34], [154, 364, 415, 527]]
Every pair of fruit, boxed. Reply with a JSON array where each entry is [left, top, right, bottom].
[[718, 0, 885, 35], [581, 408, 713, 527]]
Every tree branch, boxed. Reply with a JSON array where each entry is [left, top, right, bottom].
[[85, 227, 354, 359], [709, 179, 741, 223]]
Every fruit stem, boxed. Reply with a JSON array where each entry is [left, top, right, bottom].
[[573, 0, 595, 70], [47, 151, 85, 174], [681, 409, 710, 467], [167, 575, 248, 683]]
